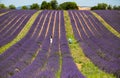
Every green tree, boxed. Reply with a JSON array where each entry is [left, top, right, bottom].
[[113, 5, 117, 10], [118, 6, 120, 10], [59, 2, 78, 10], [41, 1, 48, 9], [50, 0, 58, 9], [97, 3, 108, 10], [0, 4, 6, 9], [107, 5, 112, 10], [91, 6, 98, 10], [47, 3, 52, 10], [21, 6, 28, 10], [91, 3, 108, 10], [113, 5, 120, 10], [30, 3, 39, 10], [41, 1, 52, 10], [9, 4, 16, 9]]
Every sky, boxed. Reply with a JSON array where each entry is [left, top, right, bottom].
[[0, 0, 120, 7]]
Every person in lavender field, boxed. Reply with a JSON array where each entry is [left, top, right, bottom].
[[50, 36, 53, 44], [68, 38, 72, 44]]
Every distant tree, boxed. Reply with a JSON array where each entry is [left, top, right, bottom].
[[41, 1, 48, 9], [41, 1, 52, 10], [57, 6, 62, 10], [9, 4, 16, 9], [59, 2, 78, 10], [113, 5, 117, 10], [21, 6, 28, 10], [113, 5, 120, 10], [91, 3, 108, 10], [30, 3, 39, 10], [47, 3, 52, 10], [107, 5, 112, 10], [97, 3, 108, 10], [50, 0, 58, 9], [91, 6, 98, 10], [0, 4, 6, 9], [118, 6, 120, 10]]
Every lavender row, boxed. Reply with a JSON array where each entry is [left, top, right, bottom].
[[0, 10, 86, 78], [0, 10, 35, 32], [0, 10, 51, 78], [0, 14, 29, 37], [35, 11, 60, 78], [11, 10, 55, 78], [0, 10, 43, 63], [0, 13, 21, 32], [69, 10, 120, 58], [60, 11, 85, 78], [94, 10, 120, 32], [0, 10, 47, 64], [68, 10, 120, 76], [0, 10, 35, 27], [0, 10, 48, 78], [0, 10, 85, 78], [0, 11, 14, 24], [0, 15, 30, 46], [0, 9, 10, 14], [0, 10, 36, 46]]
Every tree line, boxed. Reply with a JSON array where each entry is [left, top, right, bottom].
[[91, 3, 120, 10], [1, 1, 120, 10], [0, 0, 78, 10], [0, 4, 16, 9]]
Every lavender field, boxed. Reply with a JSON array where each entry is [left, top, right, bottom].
[[68, 10, 120, 77], [94, 10, 120, 32], [0, 10, 120, 78]]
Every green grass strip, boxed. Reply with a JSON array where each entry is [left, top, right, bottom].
[[0, 11, 40, 54], [64, 11, 115, 78], [0, 11, 9, 16], [56, 51, 62, 78], [91, 11, 120, 38]]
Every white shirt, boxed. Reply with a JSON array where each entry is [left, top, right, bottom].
[[50, 38, 52, 44]]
